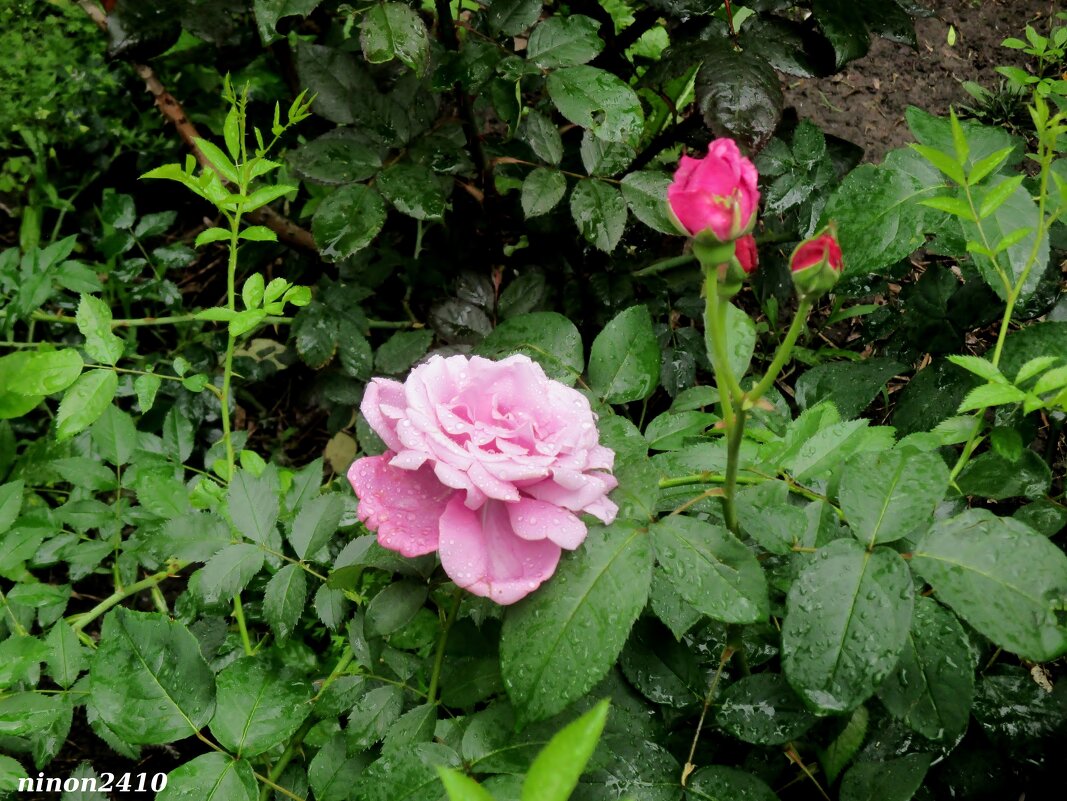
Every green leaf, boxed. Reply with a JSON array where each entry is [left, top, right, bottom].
[[0, 692, 66, 737], [912, 509, 1067, 661], [312, 184, 387, 261], [588, 305, 659, 404], [910, 144, 966, 185], [0, 755, 28, 794], [310, 734, 369, 801], [289, 494, 344, 560], [377, 163, 447, 220], [194, 138, 240, 184], [163, 407, 195, 463], [620, 171, 676, 234], [819, 165, 929, 275], [877, 595, 974, 741], [487, 0, 541, 36], [649, 516, 768, 624], [88, 609, 215, 745], [0, 479, 24, 534], [547, 66, 643, 143], [353, 743, 459, 801], [209, 657, 313, 757], [521, 169, 567, 218], [695, 45, 783, 151], [918, 194, 975, 220], [45, 620, 87, 689], [289, 129, 383, 185], [439, 768, 495, 801], [521, 110, 563, 165], [348, 685, 403, 751], [977, 174, 1024, 218], [0, 353, 43, 419], [55, 370, 118, 440], [263, 563, 307, 641], [500, 522, 652, 725], [134, 373, 162, 412], [157, 753, 257, 801], [526, 15, 603, 69], [199, 544, 266, 605], [227, 468, 280, 544], [643, 410, 716, 451], [375, 329, 433, 375], [91, 405, 138, 466], [570, 179, 627, 252], [521, 699, 608, 801], [960, 177, 1047, 302], [580, 137, 633, 179], [813, 0, 869, 67], [839, 449, 949, 545], [686, 766, 778, 801], [716, 673, 818, 745], [364, 580, 428, 637], [839, 753, 932, 801], [360, 2, 430, 75], [795, 358, 904, 419], [782, 540, 914, 713], [195, 227, 231, 248], [723, 302, 756, 380], [253, 0, 323, 44], [10, 349, 83, 395], [817, 706, 869, 783], [475, 312, 584, 384]]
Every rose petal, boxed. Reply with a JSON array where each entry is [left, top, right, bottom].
[[347, 454, 454, 557], [438, 497, 561, 605], [506, 498, 587, 550], [360, 379, 406, 451]]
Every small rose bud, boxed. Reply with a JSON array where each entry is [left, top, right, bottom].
[[735, 234, 758, 275], [789, 230, 842, 299], [668, 138, 760, 243]]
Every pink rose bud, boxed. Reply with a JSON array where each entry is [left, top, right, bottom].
[[667, 138, 760, 243], [347, 354, 618, 605], [789, 230, 843, 298], [735, 234, 758, 275]]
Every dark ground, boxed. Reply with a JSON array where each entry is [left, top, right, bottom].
[[786, 0, 1057, 161]]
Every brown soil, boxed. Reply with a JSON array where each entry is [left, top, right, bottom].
[[785, 0, 1059, 162]]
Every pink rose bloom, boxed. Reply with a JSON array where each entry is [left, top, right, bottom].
[[347, 354, 619, 604], [668, 138, 759, 242]]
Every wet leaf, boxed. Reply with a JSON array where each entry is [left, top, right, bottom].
[[312, 184, 387, 260], [88, 609, 216, 745], [717, 673, 818, 745], [378, 163, 447, 220], [620, 171, 676, 234], [500, 523, 652, 725], [209, 657, 313, 756], [361, 2, 430, 75], [570, 179, 627, 252], [839, 753, 932, 801], [475, 311, 584, 384], [650, 516, 769, 624], [522, 168, 568, 218], [157, 753, 257, 801], [685, 765, 778, 801], [547, 66, 644, 143], [783, 540, 914, 713], [289, 129, 382, 185], [912, 509, 1067, 662], [696, 45, 783, 151], [877, 596, 974, 741], [589, 305, 660, 404], [263, 563, 307, 641], [526, 15, 603, 69], [839, 449, 949, 545]]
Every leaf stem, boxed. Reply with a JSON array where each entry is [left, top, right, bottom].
[[681, 642, 733, 785], [68, 562, 188, 633], [747, 297, 812, 404], [427, 588, 463, 704]]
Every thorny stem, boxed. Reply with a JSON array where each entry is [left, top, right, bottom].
[[722, 408, 746, 533], [31, 311, 413, 329], [260, 717, 317, 801]]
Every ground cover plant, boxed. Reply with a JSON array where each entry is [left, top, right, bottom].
[[0, 1, 1065, 800]]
